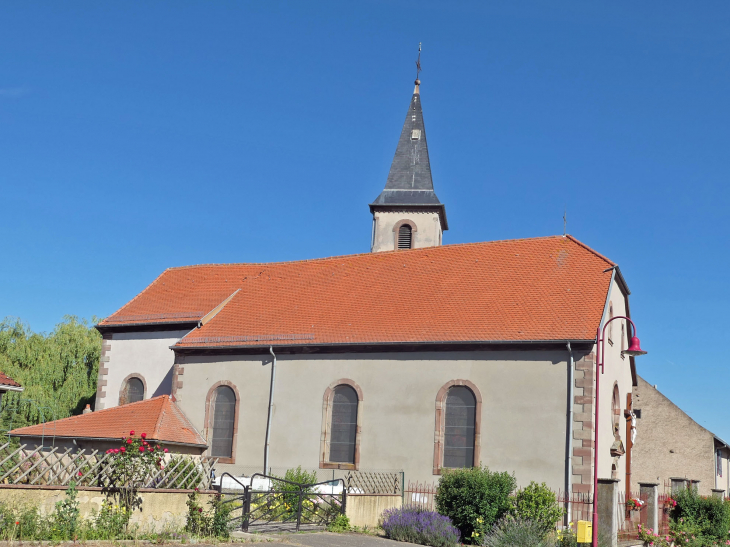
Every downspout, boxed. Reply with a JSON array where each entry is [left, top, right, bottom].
[[263, 346, 277, 475], [565, 342, 574, 526]]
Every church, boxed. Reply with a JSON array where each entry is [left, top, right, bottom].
[[92, 76, 638, 497]]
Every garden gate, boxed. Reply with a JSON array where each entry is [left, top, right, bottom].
[[219, 473, 346, 532]]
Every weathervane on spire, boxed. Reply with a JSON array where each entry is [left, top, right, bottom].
[[415, 42, 422, 84]]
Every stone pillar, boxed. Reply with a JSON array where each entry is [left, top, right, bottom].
[[639, 482, 659, 532], [597, 478, 620, 547], [711, 489, 725, 498]]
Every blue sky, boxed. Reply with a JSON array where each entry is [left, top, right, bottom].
[[1, 1, 729, 439]]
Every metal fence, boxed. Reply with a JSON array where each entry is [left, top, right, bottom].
[[0, 443, 216, 489], [217, 465, 403, 495], [404, 481, 437, 511], [555, 490, 593, 525], [220, 473, 346, 533]]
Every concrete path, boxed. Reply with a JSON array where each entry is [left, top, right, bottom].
[[232, 531, 419, 547]]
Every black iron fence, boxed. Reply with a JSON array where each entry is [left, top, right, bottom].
[[219, 472, 346, 532]]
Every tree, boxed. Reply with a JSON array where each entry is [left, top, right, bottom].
[[0, 316, 100, 434]]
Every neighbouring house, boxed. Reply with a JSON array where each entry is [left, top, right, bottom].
[[9, 395, 207, 455], [631, 376, 730, 496], [0, 372, 23, 406], [92, 77, 641, 498]]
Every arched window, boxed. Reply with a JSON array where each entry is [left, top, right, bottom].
[[397, 224, 412, 250], [608, 302, 614, 343], [444, 386, 477, 469], [211, 386, 236, 459], [120, 376, 144, 405], [612, 384, 621, 437], [329, 385, 359, 464]]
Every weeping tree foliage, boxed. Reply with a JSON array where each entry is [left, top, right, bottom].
[[0, 316, 100, 433]]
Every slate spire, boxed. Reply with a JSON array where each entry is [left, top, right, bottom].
[[370, 79, 448, 229]]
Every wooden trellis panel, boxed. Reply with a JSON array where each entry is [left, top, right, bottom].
[[0, 443, 217, 489]]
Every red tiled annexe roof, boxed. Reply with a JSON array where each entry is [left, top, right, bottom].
[[100, 236, 615, 348], [9, 396, 206, 447]]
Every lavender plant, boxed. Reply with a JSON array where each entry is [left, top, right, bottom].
[[381, 506, 461, 547]]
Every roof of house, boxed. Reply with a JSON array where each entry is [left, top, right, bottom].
[[0, 372, 21, 388], [9, 396, 207, 447], [99, 235, 619, 349]]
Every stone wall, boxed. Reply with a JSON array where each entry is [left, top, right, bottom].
[[345, 494, 401, 528], [0, 485, 216, 532], [631, 376, 716, 494]]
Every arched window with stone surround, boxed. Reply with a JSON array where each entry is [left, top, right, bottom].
[[329, 385, 359, 464], [320, 379, 363, 470], [444, 386, 477, 468], [434, 380, 482, 474], [211, 386, 236, 459], [119, 376, 145, 405]]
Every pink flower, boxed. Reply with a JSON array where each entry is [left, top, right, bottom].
[[120, 447, 126, 453], [127, 438, 132, 444], [164, 448, 169, 453], [130, 430, 135, 436], [142, 441, 148, 446], [148, 447, 153, 452], [77, 471, 82, 477], [139, 446, 145, 452], [141, 433, 146, 439], [113, 448, 119, 453]]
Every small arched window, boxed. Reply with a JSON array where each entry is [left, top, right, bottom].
[[120, 377, 144, 405], [397, 224, 412, 250], [329, 385, 359, 464], [608, 302, 614, 343], [211, 386, 236, 459], [444, 386, 477, 469], [612, 384, 621, 437]]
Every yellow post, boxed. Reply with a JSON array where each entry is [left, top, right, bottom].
[[577, 520, 592, 544]]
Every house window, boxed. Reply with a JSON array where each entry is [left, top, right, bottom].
[[444, 386, 477, 469], [120, 376, 144, 405], [398, 224, 413, 250], [718, 450, 723, 478], [329, 385, 359, 464], [211, 386, 236, 459]]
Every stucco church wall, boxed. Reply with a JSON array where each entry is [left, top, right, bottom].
[[175, 350, 570, 489], [631, 377, 716, 495], [372, 211, 442, 252], [594, 278, 634, 488], [97, 329, 191, 410]]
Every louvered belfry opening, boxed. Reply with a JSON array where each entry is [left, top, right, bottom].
[[398, 224, 413, 249]]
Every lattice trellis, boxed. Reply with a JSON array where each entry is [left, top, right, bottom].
[[0, 443, 217, 489], [342, 471, 401, 494]]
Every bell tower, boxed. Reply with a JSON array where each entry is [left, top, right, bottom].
[[369, 75, 448, 252]]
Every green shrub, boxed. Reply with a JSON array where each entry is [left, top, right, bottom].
[[52, 481, 80, 539], [672, 488, 730, 542], [272, 466, 318, 516], [482, 516, 555, 547], [185, 489, 233, 538], [509, 481, 564, 534], [435, 466, 516, 544], [327, 514, 351, 532]]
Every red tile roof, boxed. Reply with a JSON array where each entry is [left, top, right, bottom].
[[0, 372, 21, 388], [101, 236, 617, 347], [9, 396, 207, 447]]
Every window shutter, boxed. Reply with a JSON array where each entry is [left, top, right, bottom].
[[398, 225, 412, 249]]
